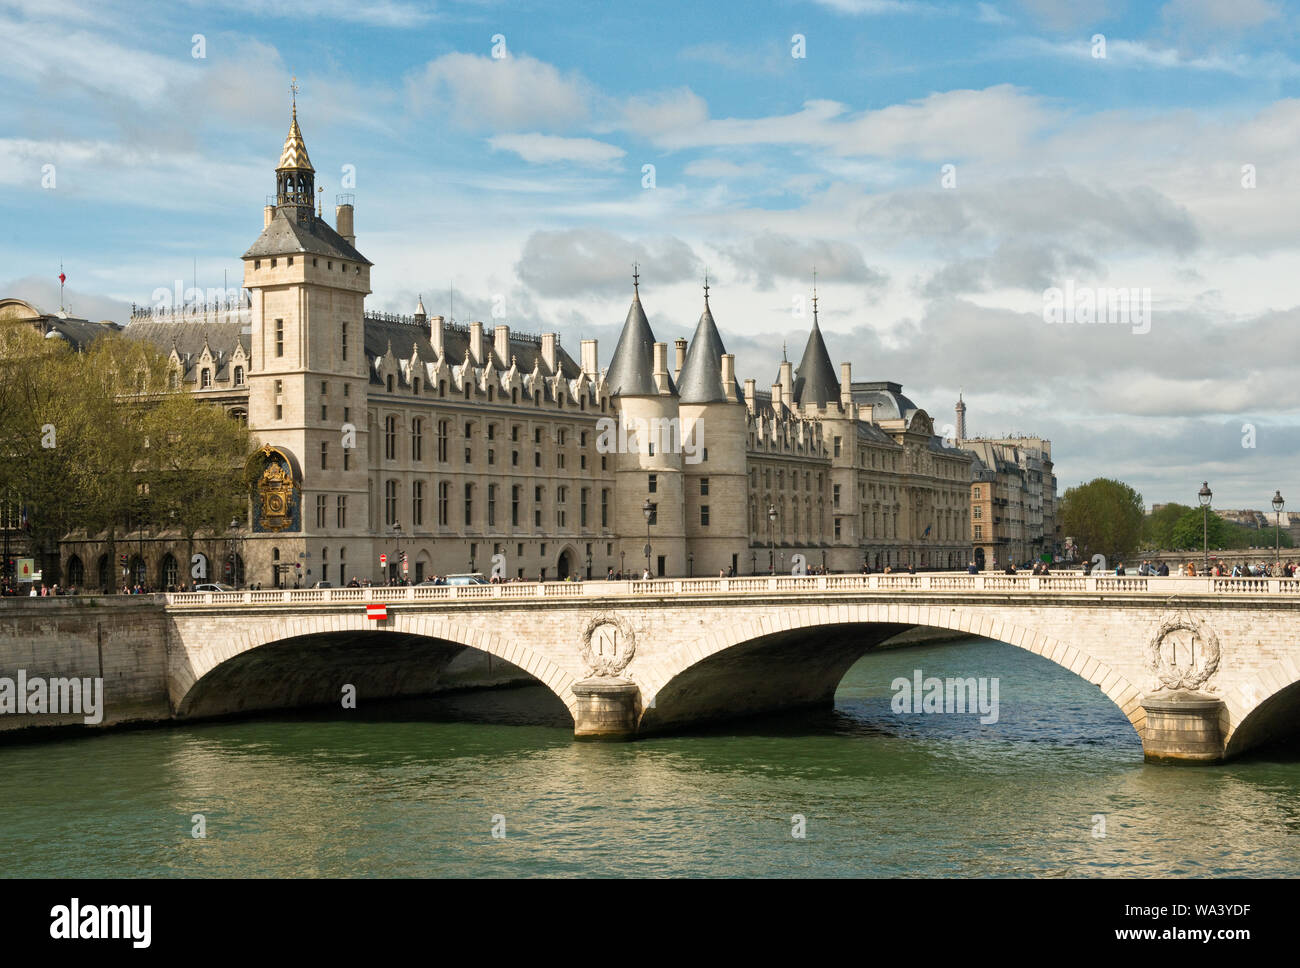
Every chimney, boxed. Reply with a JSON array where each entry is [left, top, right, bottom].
[[336, 201, 355, 246], [673, 337, 687, 381], [744, 377, 756, 413], [581, 339, 598, 377], [653, 342, 671, 393], [721, 354, 737, 399], [494, 324, 510, 364], [771, 382, 784, 414], [430, 314, 445, 359], [469, 321, 485, 364], [840, 362, 853, 408], [263, 205, 274, 229], [541, 333, 557, 373], [779, 360, 794, 410]]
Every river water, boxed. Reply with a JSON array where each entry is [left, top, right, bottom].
[[2, 637, 1297, 877]]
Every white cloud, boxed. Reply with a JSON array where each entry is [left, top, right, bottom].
[[407, 52, 590, 131], [682, 159, 767, 179], [620, 85, 1051, 162], [487, 133, 625, 168]]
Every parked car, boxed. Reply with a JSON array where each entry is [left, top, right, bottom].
[[195, 583, 235, 592], [314, 581, 333, 589], [445, 573, 489, 586]]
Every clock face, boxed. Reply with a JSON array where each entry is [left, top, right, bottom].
[[267, 495, 285, 514]]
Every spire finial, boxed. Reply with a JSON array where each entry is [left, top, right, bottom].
[[703, 270, 710, 304], [290, 75, 299, 118], [632, 262, 640, 293], [811, 265, 819, 323]]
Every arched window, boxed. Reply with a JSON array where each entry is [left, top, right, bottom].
[[161, 553, 178, 590], [97, 554, 110, 591], [386, 374, 394, 392], [200, 369, 212, 388], [413, 377, 420, 394], [66, 555, 84, 588], [233, 366, 244, 386], [512, 387, 518, 404]]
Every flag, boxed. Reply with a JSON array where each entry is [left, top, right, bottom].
[[365, 603, 387, 621], [59, 272, 66, 285], [923, 524, 931, 537]]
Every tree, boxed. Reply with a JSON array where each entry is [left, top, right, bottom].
[[1142, 502, 1192, 550], [0, 322, 255, 588], [1059, 478, 1145, 562]]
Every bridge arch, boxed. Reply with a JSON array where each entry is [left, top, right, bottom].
[[1222, 658, 1300, 758], [635, 601, 1144, 737], [171, 611, 579, 721]]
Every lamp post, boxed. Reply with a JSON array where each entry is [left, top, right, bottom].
[[390, 523, 403, 585], [642, 499, 653, 578], [767, 503, 776, 574], [751, 550, 757, 574], [1197, 482, 1212, 574], [585, 551, 592, 580], [687, 551, 694, 577], [1272, 490, 1285, 576], [226, 517, 241, 589], [620, 550, 625, 576]]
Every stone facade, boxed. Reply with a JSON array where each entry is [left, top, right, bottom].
[[46, 107, 1012, 589]]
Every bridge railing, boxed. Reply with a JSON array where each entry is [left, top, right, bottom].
[[162, 573, 1300, 607]]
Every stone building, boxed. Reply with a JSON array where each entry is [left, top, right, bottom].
[[952, 397, 1057, 568], [38, 104, 983, 588]]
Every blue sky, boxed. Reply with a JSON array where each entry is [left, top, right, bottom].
[[4, 0, 1300, 512]]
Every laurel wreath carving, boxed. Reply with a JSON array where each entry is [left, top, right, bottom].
[[1147, 613, 1220, 693], [580, 613, 636, 678]]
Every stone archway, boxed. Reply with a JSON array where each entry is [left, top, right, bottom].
[[556, 548, 574, 580], [636, 602, 1143, 740]]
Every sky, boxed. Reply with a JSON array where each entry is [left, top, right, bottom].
[[3, 0, 1299, 512]]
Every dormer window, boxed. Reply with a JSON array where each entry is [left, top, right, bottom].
[[386, 374, 394, 392], [287, 256, 294, 266], [200, 369, 212, 388], [234, 366, 244, 386]]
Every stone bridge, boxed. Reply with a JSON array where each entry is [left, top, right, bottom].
[[156, 573, 1300, 763]]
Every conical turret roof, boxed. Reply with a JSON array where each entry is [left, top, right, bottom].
[[793, 316, 840, 407], [678, 296, 729, 403], [277, 111, 313, 171], [605, 289, 662, 396]]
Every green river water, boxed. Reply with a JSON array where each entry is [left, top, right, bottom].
[[2, 637, 1297, 877]]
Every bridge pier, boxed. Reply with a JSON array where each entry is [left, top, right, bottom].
[[571, 679, 640, 741], [1140, 692, 1226, 764]]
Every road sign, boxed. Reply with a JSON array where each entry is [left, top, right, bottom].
[[16, 558, 34, 582], [380, 553, 388, 567], [366, 603, 387, 621]]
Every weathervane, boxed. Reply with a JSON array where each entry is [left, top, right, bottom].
[[632, 262, 639, 292], [703, 270, 710, 303], [289, 75, 299, 117], [811, 265, 819, 321]]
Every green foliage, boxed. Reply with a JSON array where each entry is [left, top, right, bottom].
[[1166, 508, 1293, 552], [1141, 503, 1192, 550], [1059, 478, 1145, 561], [0, 321, 256, 581]]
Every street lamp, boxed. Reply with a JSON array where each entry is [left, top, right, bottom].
[[767, 503, 777, 574], [1272, 490, 1285, 576], [585, 551, 592, 580], [1197, 482, 1212, 574], [390, 523, 403, 585], [620, 549, 625, 576], [226, 516, 242, 589], [687, 551, 694, 577], [642, 499, 653, 577], [751, 550, 757, 574]]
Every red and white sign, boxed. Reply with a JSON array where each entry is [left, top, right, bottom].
[[379, 553, 388, 567], [366, 603, 387, 621]]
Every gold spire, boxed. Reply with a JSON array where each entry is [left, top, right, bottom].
[[277, 76, 313, 171]]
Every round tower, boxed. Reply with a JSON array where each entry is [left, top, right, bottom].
[[603, 270, 686, 577], [677, 278, 748, 577]]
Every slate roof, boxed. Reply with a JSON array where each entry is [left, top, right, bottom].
[[605, 291, 673, 396], [363, 316, 582, 388], [792, 318, 840, 407], [123, 318, 249, 380], [677, 299, 730, 404], [277, 114, 313, 171], [851, 381, 919, 422], [242, 209, 370, 264]]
